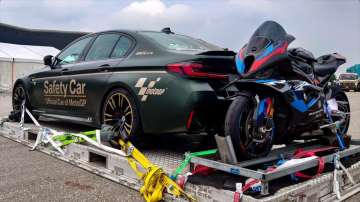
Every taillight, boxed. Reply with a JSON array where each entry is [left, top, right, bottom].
[[187, 110, 195, 129], [167, 62, 228, 79]]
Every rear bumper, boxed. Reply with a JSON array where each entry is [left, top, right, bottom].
[[140, 77, 231, 134], [185, 92, 231, 133]]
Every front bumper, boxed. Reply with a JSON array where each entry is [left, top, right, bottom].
[[340, 82, 357, 90]]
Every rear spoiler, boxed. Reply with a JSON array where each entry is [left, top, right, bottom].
[[196, 50, 236, 56]]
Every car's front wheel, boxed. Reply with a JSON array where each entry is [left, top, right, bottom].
[[12, 83, 38, 122], [102, 88, 142, 147]]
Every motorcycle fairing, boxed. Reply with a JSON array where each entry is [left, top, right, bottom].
[[235, 21, 294, 77], [233, 79, 323, 114], [259, 80, 322, 113], [236, 42, 289, 74], [256, 97, 273, 125], [290, 91, 319, 113]]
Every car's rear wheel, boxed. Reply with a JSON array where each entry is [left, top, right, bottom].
[[102, 88, 142, 147]]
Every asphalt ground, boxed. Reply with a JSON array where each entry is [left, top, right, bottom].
[[1, 92, 360, 201], [0, 94, 143, 202]]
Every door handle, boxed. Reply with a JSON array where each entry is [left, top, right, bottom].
[[98, 64, 111, 72], [60, 68, 69, 75]]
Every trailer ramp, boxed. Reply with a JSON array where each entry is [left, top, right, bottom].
[[1, 119, 360, 201]]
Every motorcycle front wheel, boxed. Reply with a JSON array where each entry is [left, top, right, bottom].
[[225, 94, 274, 160]]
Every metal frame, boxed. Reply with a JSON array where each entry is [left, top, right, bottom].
[[2, 118, 360, 201], [1, 101, 360, 200], [190, 139, 360, 195]]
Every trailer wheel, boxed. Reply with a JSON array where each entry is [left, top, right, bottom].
[[225, 94, 274, 160], [102, 88, 142, 146]]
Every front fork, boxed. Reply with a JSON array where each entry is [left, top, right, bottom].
[[252, 96, 274, 141]]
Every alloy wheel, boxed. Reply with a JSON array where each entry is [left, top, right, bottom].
[[103, 92, 134, 136], [13, 85, 26, 111]]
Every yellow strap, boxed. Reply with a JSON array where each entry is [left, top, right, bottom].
[[127, 158, 144, 179], [119, 139, 196, 202]]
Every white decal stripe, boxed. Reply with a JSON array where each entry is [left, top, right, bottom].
[[147, 81, 156, 88], [138, 87, 147, 96], [141, 95, 148, 102], [135, 78, 147, 88], [31, 71, 167, 81]]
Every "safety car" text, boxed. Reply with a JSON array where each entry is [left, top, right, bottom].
[[44, 79, 86, 97]]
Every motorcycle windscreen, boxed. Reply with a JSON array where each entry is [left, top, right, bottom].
[[236, 21, 294, 76]]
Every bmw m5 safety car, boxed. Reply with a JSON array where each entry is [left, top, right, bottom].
[[12, 28, 236, 142]]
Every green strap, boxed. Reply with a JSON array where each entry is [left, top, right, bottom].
[[50, 130, 216, 180], [171, 149, 217, 180], [51, 130, 98, 147]]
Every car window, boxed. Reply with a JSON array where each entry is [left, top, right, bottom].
[[85, 34, 120, 61], [57, 37, 93, 65], [140, 31, 222, 52], [111, 36, 132, 58]]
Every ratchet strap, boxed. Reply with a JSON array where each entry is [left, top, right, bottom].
[[52, 130, 98, 146], [171, 149, 218, 180], [118, 140, 196, 202], [242, 146, 336, 193], [293, 146, 335, 179], [19, 102, 194, 201]]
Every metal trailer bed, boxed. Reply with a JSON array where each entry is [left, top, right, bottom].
[[191, 136, 360, 196], [1, 119, 360, 202]]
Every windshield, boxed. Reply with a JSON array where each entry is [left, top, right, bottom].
[[245, 21, 289, 56], [140, 31, 222, 52], [340, 74, 358, 80], [236, 21, 294, 75]]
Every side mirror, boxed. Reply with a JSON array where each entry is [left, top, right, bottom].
[[43, 55, 54, 68]]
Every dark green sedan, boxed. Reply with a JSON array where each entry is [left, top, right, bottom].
[[12, 28, 236, 142]]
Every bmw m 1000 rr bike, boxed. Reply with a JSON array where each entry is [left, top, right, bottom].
[[224, 21, 350, 160]]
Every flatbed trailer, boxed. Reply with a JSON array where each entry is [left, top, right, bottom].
[[1, 118, 360, 202]]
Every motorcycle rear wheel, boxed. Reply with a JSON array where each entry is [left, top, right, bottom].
[[323, 87, 350, 136], [225, 94, 274, 160]]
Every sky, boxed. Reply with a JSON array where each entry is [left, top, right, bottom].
[[0, 0, 359, 73]]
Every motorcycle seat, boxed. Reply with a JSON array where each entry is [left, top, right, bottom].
[[288, 47, 316, 62], [313, 54, 345, 76]]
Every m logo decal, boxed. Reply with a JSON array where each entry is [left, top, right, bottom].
[[135, 77, 165, 101]]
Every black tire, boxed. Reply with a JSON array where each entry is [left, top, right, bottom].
[[12, 83, 37, 122], [225, 95, 274, 160], [332, 88, 350, 135], [101, 88, 143, 147], [322, 87, 350, 142]]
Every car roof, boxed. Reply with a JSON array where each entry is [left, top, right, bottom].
[[82, 29, 204, 41], [88, 29, 169, 36], [75, 29, 171, 45]]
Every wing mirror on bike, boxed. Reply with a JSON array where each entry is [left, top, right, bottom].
[[43, 55, 55, 68]]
